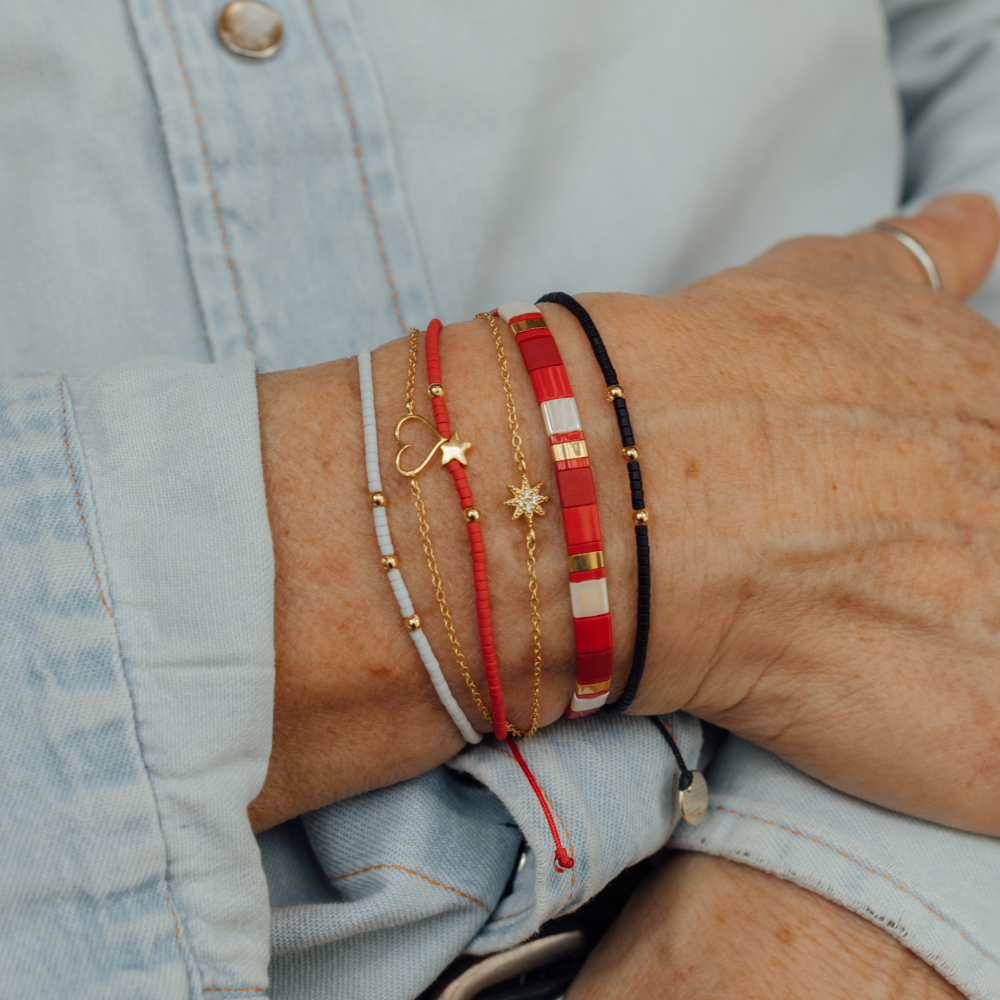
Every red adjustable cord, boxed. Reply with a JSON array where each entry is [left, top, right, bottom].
[[508, 737, 574, 872], [424, 320, 573, 873]]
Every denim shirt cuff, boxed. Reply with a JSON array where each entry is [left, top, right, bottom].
[[67, 352, 274, 995], [671, 736, 1000, 1000]]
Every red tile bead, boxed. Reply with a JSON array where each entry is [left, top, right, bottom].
[[518, 334, 564, 372], [575, 649, 614, 685], [573, 613, 612, 652], [549, 430, 586, 445], [529, 363, 572, 402], [555, 465, 597, 508], [555, 457, 591, 472], [569, 567, 607, 584], [562, 504, 602, 551]]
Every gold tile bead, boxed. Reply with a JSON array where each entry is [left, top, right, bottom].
[[607, 384, 624, 401], [427, 383, 445, 398], [380, 554, 398, 572], [568, 550, 605, 573], [622, 446, 639, 462], [551, 439, 588, 463], [369, 491, 387, 507], [633, 509, 649, 525], [510, 316, 547, 336], [404, 613, 421, 632], [576, 680, 611, 695], [463, 507, 481, 523]]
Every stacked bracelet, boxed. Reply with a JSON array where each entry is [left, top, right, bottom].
[[357, 346, 481, 745], [497, 301, 613, 718], [536, 292, 649, 713], [394, 331, 496, 733], [423, 319, 509, 739], [533, 295, 708, 825], [394, 323, 574, 869]]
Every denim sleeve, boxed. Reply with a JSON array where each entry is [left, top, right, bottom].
[[674, 7, 1000, 1000], [259, 712, 704, 1000], [0, 354, 274, 998]]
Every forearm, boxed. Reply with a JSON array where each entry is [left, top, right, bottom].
[[250, 307, 646, 830]]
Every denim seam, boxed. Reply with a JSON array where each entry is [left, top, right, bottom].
[[59, 382, 114, 621], [305, 0, 406, 333], [156, 0, 254, 352], [58, 379, 198, 993], [329, 864, 490, 911], [709, 803, 998, 967]]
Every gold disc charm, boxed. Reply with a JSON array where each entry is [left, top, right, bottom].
[[679, 771, 709, 826]]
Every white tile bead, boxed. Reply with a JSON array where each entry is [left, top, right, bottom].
[[498, 301, 539, 324], [541, 396, 582, 436], [570, 577, 609, 618], [570, 691, 609, 713]]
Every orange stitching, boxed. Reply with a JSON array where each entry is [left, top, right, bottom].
[[157, 0, 253, 352], [165, 894, 191, 984], [488, 904, 534, 923], [330, 864, 489, 911], [708, 805, 998, 965], [305, 0, 406, 333], [59, 382, 192, 981], [59, 383, 113, 620]]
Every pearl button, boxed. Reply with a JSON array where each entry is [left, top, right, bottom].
[[216, 1, 283, 60]]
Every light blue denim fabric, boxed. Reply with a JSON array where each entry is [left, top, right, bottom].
[[1, 1, 999, 998]]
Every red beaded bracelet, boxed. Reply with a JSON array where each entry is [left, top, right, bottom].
[[422, 319, 510, 739], [497, 302, 613, 717], [421, 320, 573, 870]]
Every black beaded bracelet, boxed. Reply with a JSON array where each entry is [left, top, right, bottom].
[[537, 293, 707, 823], [537, 292, 649, 711]]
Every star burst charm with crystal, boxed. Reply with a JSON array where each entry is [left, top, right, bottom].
[[504, 474, 549, 523]]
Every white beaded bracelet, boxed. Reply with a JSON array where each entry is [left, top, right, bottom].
[[358, 347, 482, 745]]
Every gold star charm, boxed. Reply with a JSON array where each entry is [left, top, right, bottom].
[[439, 431, 472, 466], [504, 474, 549, 523]]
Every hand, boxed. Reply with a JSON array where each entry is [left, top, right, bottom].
[[563, 193, 1000, 835], [565, 853, 964, 1000]]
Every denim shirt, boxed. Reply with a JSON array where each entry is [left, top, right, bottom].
[[1, 1, 999, 998]]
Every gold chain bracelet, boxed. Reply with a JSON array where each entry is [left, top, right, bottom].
[[399, 328, 493, 724]]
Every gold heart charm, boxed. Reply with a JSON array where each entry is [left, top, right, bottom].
[[394, 412, 447, 477]]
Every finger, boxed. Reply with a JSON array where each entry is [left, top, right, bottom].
[[863, 193, 1000, 300]]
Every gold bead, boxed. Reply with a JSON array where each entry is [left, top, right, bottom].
[[622, 446, 640, 462], [607, 384, 624, 401], [427, 383, 445, 398], [463, 507, 481, 522], [380, 554, 398, 572], [369, 491, 387, 507], [404, 613, 421, 632], [633, 509, 649, 525]]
